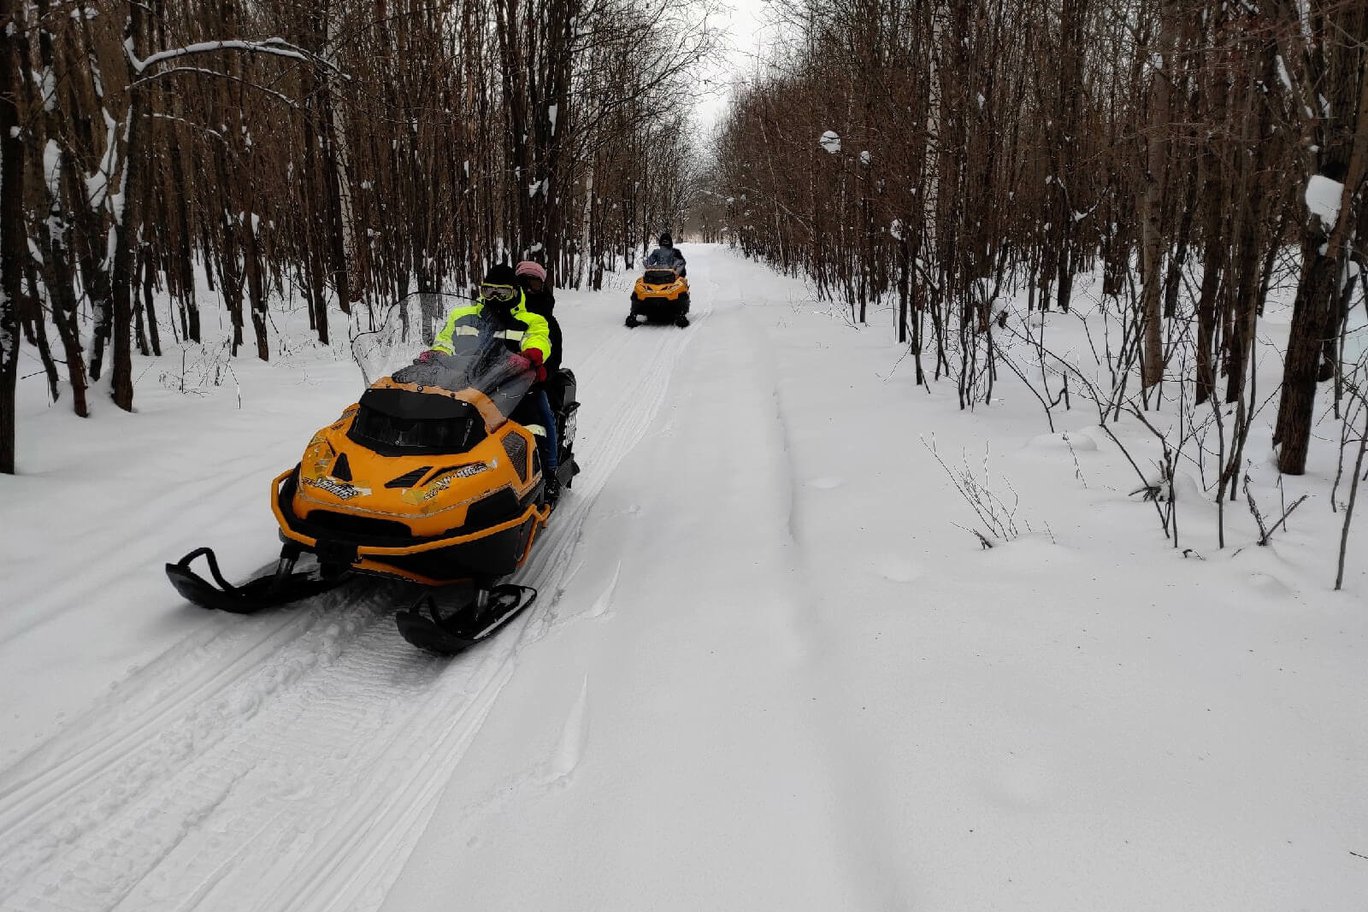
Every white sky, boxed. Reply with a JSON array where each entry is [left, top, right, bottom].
[[693, 0, 773, 134]]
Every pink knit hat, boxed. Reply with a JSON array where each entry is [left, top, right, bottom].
[[515, 260, 547, 282]]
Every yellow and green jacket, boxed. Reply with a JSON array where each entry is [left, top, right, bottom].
[[433, 292, 552, 362]]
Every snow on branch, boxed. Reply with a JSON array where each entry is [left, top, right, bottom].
[[129, 67, 300, 107], [1304, 174, 1344, 233], [126, 38, 329, 76]]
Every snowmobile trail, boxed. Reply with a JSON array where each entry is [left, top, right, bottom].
[[374, 249, 909, 912], [0, 280, 700, 912], [10, 246, 1368, 912]]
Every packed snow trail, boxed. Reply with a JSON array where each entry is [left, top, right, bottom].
[[382, 264, 914, 911], [2, 246, 1366, 912], [380, 247, 1368, 912], [0, 271, 701, 911]]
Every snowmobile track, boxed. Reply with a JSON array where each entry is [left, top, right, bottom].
[[0, 295, 701, 912]]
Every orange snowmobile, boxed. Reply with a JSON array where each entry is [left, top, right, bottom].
[[166, 296, 580, 654], [625, 266, 690, 328]]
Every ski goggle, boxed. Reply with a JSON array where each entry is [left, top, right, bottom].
[[479, 283, 518, 303]]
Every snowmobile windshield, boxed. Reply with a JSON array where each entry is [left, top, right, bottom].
[[350, 295, 536, 436], [352, 294, 460, 384]]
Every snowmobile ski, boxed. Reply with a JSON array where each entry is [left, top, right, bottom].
[[166, 546, 346, 614], [394, 583, 537, 655]]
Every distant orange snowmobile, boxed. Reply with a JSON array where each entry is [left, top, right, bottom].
[[167, 297, 579, 654], [626, 266, 690, 328]]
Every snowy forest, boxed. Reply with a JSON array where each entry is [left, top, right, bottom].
[[0, 0, 710, 468], [715, 0, 1367, 471], [2, 0, 1364, 507]]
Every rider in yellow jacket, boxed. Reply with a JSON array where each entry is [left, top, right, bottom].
[[422, 263, 562, 502], [432, 264, 552, 370]]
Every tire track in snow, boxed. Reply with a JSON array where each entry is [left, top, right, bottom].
[[516, 311, 698, 641], [271, 290, 704, 912], [0, 458, 287, 646], [737, 290, 915, 910], [0, 583, 394, 904], [0, 288, 701, 912]]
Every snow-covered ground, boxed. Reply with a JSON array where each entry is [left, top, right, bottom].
[[2, 245, 1366, 911]]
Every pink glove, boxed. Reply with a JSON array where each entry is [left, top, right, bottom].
[[507, 353, 531, 373], [415, 349, 438, 363]]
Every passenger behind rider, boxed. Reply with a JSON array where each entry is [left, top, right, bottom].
[[515, 260, 562, 396], [515, 260, 565, 503], [419, 263, 562, 503], [644, 231, 686, 277]]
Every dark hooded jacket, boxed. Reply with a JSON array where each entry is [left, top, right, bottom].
[[645, 233, 686, 274], [519, 277, 562, 375]]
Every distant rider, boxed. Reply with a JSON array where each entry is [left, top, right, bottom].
[[644, 231, 686, 276], [420, 263, 562, 504]]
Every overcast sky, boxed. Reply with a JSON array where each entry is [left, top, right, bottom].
[[694, 0, 773, 134]]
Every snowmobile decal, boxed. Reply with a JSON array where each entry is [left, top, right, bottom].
[[400, 462, 495, 504], [303, 476, 371, 500]]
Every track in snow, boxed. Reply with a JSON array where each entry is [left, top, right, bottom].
[[0, 279, 707, 912]]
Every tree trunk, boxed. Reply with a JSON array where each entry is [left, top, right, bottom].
[[21, 258, 60, 402], [1139, 7, 1176, 390], [0, 0, 23, 473], [108, 9, 149, 412], [1276, 16, 1368, 474], [141, 244, 161, 356], [245, 213, 269, 361]]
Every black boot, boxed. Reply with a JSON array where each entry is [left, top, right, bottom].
[[544, 472, 562, 506]]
